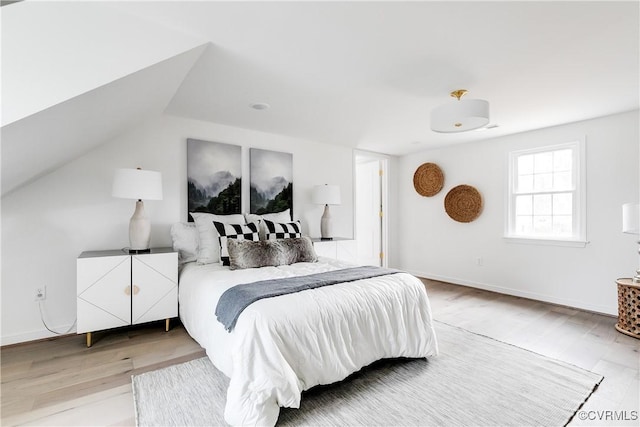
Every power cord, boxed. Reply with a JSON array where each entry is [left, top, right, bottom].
[[38, 301, 77, 335]]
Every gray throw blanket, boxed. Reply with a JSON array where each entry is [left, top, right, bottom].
[[216, 266, 401, 332]]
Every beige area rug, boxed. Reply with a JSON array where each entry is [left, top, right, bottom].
[[132, 322, 602, 426]]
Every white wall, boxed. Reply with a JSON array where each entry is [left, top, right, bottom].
[[3, 111, 636, 345], [1, 115, 354, 345], [393, 111, 639, 315]]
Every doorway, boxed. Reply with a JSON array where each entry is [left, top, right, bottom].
[[354, 152, 388, 267]]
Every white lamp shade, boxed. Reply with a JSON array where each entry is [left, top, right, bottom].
[[312, 184, 341, 205], [112, 168, 163, 200], [431, 99, 490, 133], [622, 202, 640, 234]]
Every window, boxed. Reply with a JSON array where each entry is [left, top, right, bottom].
[[506, 140, 586, 246]]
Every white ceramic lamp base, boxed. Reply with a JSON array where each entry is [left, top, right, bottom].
[[129, 200, 151, 252], [320, 204, 333, 240]]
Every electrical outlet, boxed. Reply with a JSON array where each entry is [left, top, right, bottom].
[[34, 287, 46, 301]]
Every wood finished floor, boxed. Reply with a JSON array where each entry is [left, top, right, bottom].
[[1, 279, 638, 426]]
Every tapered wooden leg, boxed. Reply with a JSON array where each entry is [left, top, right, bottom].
[[165, 318, 170, 332], [86, 332, 92, 348]]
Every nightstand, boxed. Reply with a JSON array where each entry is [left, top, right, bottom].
[[311, 238, 357, 263], [77, 247, 178, 347], [615, 278, 640, 339]]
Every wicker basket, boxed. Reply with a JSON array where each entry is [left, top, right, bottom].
[[444, 185, 483, 223], [413, 163, 444, 197], [616, 279, 640, 339]]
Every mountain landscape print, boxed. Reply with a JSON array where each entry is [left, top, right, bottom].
[[187, 139, 241, 216], [250, 148, 293, 215]]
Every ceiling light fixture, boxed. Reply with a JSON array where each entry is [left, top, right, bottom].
[[430, 89, 490, 133]]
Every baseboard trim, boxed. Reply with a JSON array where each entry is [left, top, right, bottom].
[[1, 324, 76, 347], [406, 270, 617, 317]]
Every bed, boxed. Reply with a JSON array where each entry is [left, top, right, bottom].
[[172, 211, 438, 425], [178, 256, 438, 425]]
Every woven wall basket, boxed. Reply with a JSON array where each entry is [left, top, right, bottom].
[[444, 185, 483, 223], [413, 163, 444, 197]]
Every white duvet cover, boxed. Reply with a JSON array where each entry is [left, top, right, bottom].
[[179, 258, 438, 426]]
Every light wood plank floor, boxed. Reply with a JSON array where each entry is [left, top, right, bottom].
[[1, 279, 638, 426]]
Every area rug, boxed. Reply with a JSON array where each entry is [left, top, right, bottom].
[[132, 322, 602, 426]]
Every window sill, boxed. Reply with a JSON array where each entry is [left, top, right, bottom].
[[503, 236, 589, 248]]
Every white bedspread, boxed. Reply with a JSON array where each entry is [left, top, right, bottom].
[[179, 258, 438, 426]]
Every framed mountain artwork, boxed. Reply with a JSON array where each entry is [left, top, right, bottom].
[[187, 138, 242, 216], [250, 148, 293, 215]]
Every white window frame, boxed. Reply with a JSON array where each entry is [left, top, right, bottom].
[[504, 139, 587, 247]]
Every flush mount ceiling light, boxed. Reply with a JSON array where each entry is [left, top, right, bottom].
[[430, 89, 490, 133]]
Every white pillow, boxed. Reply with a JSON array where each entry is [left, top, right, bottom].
[[244, 209, 292, 239], [170, 222, 199, 264], [190, 212, 246, 264]]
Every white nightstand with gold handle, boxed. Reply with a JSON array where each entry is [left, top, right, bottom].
[[77, 248, 177, 347]]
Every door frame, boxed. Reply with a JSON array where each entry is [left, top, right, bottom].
[[354, 150, 389, 267]]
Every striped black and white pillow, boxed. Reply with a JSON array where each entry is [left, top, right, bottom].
[[264, 220, 302, 240], [213, 221, 259, 266]]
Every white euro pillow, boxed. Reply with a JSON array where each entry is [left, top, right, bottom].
[[170, 222, 199, 264], [190, 212, 246, 264]]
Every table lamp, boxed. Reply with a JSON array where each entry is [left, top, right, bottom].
[[312, 184, 341, 240], [112, 168, 163, 253]]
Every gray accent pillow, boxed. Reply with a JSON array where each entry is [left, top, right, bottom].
[[227, 236, 318, 270]]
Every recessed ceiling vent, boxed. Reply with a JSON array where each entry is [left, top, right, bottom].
[[250, 102, 270, 111]]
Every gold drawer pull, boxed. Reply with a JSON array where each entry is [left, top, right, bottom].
[[133, 285, 140, 295], [124, 286, 131, 296]]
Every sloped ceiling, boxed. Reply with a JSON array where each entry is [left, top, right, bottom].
[[1, 46, 207, 196], [1, 1, 208, 195], [1, 1, 206, 126], [133, 1, 640, 153], [2, 1, 639, 196]]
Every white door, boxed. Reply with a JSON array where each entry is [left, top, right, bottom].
[[355, 157, 383, 266]]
